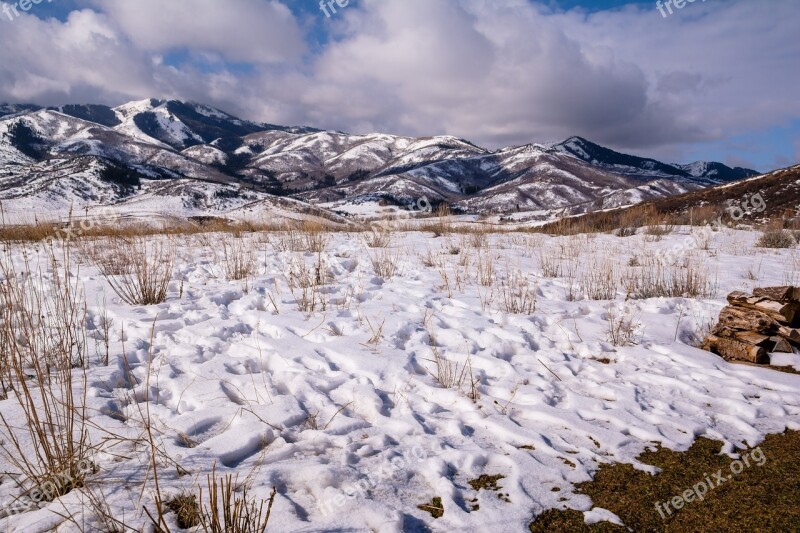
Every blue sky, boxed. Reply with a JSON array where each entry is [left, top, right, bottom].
[[1, 0, 798, 171], [6, 0, 82, 20], [15, 0, 657, 22]]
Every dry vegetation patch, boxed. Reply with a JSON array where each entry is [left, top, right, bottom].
[[756, 230, 796, 249], [529, 431, 800, 532]]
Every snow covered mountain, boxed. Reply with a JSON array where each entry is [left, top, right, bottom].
[[0, 99, 760, 220], [0, 103, 41, 119], [552, 136, 756, 186]]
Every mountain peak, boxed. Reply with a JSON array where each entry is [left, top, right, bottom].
[[551, 136, 758, 185], [561, 135, 591, 145]]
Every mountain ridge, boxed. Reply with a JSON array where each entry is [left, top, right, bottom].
[[0, 99, 762, 222]]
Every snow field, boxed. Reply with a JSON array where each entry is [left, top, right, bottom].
[[1, 227, 800, 531]]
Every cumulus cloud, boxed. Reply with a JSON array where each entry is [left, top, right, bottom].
[[0, 10, 158, 105], [95, 0, 305, 64], [0, 0, 797, 165], [552, 1, 800, 149], [0, 1, 304, 106], [261, 0, 656, 148], [240, 0, 798, 158]]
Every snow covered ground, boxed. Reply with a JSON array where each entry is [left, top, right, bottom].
[[2, 227, 800, 531]]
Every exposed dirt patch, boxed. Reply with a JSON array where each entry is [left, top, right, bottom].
[[530, 430, 800, 532]]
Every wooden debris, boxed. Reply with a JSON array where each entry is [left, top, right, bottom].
[[712, 305, 778, 335], [731, 331, 772, 347], [702, 286, 800, 365], [726, 292, 800, 327], [778, 326, 800, 344], [770, 337, 794, 354], [753, 286, 800, 303], [702, 335, 769, 364]]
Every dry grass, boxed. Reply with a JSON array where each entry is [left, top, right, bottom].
[[562, 249, 581, 302], [427, 347, 471, 390], [467, 225, 490, 249], [622, 253, 716, 300], [536, 203, 696, 237], [420, 248, 440, 268], [76, 484, 133, 532], [369, 248, 401, 278], [422, 312, 474, 392], [301, 220, 330, 253], [756, 230, 796, 249], [743, 258, 763, 281], [93, 237, 175, 305], [532, 189, 800, 239], [645, 224, 675, 238], [81, 238, 129, 275], [0, 221, 71, 242], [783, 250, 800, 286], [285, 254, 329, 313], [499, 269, 537, 314], [269, 221, 334, 253], [531, 431, 800, 532], [0, 216, 285, 244], [199, 466, 277, 533], [614, 226, 637, 238], [605, 305, 641, 347], [221, 238, 256, 281], [92, 296, 114, 366], [475, 251, 496, 287], [0, 243, 92, 501], [579, 257, 618, 301], [416, 205, 454, 237], [270, 226, 305, 253], [167, 491, 202, 529], [363, 227, 394, 248], [536, 246, 562, 278]]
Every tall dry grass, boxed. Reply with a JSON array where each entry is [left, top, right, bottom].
[[622, 253, 716, 299], [0, 243, 92, 500], [422, 312, 476, 397], [93, 237, 175, 305], [199, 466, 277, 533], [499, 269, 537, 314], [475, 251, 496, 287], [369, 248, 401, 278], [579, 257, 618, 300], [363, 227, 394, 248], [221, 238, 256, 281], [535, 246, 562, 278], [285, 254, 329, 313], [301, 220, 330, 253]]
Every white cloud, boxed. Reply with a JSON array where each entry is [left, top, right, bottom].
[[550, 0, 800, 151], [95, 0, 305, 64], [263, 0, 654, 147], [0, 0, 797, 166], [238, 0, 799, 158], [0, 10, 158, 104]]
